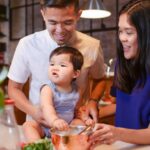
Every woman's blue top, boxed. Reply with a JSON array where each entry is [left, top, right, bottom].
[[115, 76, 150, 129]]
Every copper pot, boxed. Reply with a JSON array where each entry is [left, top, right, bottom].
[[51, 125, 92, 150]]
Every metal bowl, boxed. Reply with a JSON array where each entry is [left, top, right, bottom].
[[51, 125, 86, 136], [51, 125, 92, 150]]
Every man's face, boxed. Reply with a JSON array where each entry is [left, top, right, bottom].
[[41, 5, 81, 45]]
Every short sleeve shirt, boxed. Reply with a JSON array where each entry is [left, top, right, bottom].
[[116, 76, 150, 129]]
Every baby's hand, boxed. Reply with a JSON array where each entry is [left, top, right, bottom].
[[53, 118, 69, 130]]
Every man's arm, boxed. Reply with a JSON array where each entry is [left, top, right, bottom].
[[90, 77, 106, 101], [87, 77, 106, 123], [8, 79, 46, 125], [87, 41, 106, 123], [77, 77, 106, 123]]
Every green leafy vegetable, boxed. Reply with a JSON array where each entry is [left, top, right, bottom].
[[23, 138, 53, 150]]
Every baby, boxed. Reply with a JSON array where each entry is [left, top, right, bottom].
[[23, 46, 93, 143]]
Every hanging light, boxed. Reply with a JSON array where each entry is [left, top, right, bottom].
[[81, 0, 111, 19]]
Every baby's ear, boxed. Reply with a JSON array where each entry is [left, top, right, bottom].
[[73, 70, 81, 79]]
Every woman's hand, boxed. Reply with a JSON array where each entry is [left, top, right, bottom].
[[89, 123, 118, 148]]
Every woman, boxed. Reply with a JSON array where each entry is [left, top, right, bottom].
[[89, 0, 150, 147]]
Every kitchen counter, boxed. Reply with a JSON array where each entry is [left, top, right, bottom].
[[94, 141, 150, 150], [18, 126, 150, 150]]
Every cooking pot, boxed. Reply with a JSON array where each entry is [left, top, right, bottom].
[[51, 125, 93, 150]]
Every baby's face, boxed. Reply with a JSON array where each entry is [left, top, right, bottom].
[[48, 53, 76, 85]]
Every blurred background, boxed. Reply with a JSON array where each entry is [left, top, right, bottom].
[[0, 0, 130, 124], [0, 0, 129, 65]]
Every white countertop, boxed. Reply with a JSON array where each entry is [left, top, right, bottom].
[[94, 141, 150, 150]]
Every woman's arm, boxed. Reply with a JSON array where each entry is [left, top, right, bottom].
[[89, 123, 150, 145], [115, 126, 150, 144]]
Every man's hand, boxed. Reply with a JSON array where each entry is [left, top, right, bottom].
[[76, 105, 89, 120], [87, 100, 99, 123], [32, 106, 49, 127], [76, 100, 99, 124]]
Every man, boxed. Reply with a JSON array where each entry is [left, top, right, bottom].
[[8, 0, 105, 126]]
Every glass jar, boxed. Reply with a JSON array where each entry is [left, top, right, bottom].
[[0, 99, 21, 150]]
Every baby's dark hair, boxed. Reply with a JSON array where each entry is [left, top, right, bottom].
[[49, 46, 84, 71]]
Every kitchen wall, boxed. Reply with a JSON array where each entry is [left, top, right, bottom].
[[0, 0, 9, 64], [0, 0, 129, 65]]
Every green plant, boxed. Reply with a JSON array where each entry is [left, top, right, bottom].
[[23, 138, 53, 150], [0, 66, 8, 112]]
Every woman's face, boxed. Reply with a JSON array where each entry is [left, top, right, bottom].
[[118, 13, 138, 59]]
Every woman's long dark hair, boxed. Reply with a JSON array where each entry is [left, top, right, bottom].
[[114, 0, 150, 93]]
